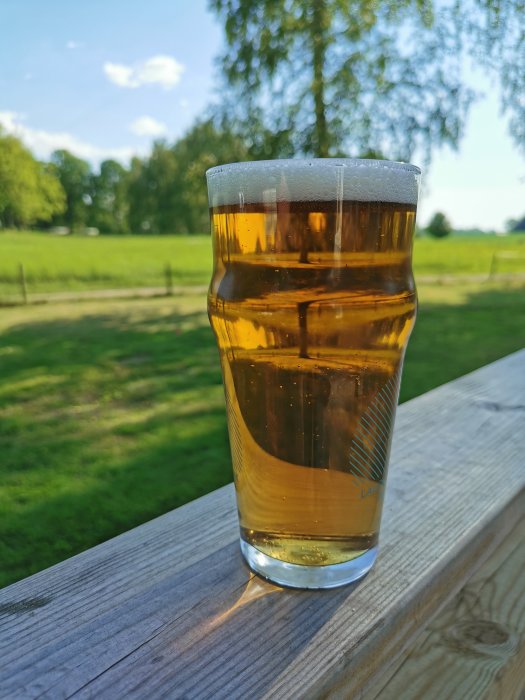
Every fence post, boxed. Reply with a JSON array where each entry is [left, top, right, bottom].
[[488, 253, 498, 279], [19, 263, 28, 304], [165, 262, 174, 296]]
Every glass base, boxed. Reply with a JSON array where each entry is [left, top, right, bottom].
[[240, 539, 378, 590]]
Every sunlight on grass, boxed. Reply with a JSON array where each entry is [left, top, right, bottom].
[[0, 274, 524, 587], [416, 278, 525, 305], [1, 231, 525, 300], [0, 294, 229, 586], [0, 232, 212, 298]]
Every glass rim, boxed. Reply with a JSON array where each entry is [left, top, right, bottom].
[[206, 157, 421, 178]]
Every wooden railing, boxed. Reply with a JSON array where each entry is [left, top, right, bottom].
[[1, 350, 524, 699]]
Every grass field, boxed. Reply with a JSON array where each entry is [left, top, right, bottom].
[[0, 232, 212, 298], [1, 230, 525, 301], [1, 275, 524, 588]]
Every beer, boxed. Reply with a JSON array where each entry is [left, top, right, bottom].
[[207, 160, 419, 587]]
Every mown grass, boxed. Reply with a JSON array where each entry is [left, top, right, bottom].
[[412, 233, 525, 275], [0, 296, 228, 587], [0, 232, 212, 299], [1, 279, 524, 587], [1, 231, 525, 301]]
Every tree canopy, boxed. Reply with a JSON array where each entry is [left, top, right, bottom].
[[51, 150, 93, 231], [0, 121, 249, 235], [90, 160, 130, 234], [128, 119, 248, 234], [210, 0, 525, 160], [427, 211, 453, 238], [0, 132, 65, 228]]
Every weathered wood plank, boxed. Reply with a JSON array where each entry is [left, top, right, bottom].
[[372, 515, 525, 700], [0, 486, 240, 696], [0, 349, 524, 699]]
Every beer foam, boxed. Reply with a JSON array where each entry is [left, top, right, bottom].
[[206, 158, 420, 207]]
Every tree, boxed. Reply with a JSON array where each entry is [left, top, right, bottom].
[[127, 156, 153, 234], [426, 211, 452, 238], [90, 160, 129, 233], [506, 215, 525, 233], [0, 132, 65, 228], [51, 150, 92, 230], [128, 120, 249, 234], [127, 142, 179, 234], [210, 0, 525, 160], [170, 119, 249, 232]]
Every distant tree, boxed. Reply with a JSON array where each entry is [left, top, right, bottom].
[[427, 212, 453, 238], [51, 150, 92, 231], [90, 160, 129, 233], [128, 120, 248, 234], [127, 142, 178, 234], [170, 119, 249, 232], [37, 163, 68, 225], [127, 156, 154, 234], [210, 0, 525, 160], [506, 215, 525, 233], [0, 132, 65, 228]]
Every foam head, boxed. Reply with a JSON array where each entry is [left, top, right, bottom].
[[206, 158, 421, 208]]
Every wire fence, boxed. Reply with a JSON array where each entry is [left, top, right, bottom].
[[2, 252, 525, 307], [0, 261, 208, 306]]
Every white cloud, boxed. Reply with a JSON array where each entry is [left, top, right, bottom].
[[0, 111, 139, 165], [103, 55, 184, 90], [129, 116, 168, 137], [0, 111, 19, 131], [66, 40, 82, 49], [104, 63, 135, 88], [179, 98, 189, 109]]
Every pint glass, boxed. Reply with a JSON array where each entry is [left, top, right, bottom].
[[207, 159, 420, 589]]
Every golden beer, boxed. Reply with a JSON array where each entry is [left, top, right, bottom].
[[207, 159, 420, 588]]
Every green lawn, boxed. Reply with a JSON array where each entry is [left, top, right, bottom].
[[1, 230, 525, 301], [413, 233, 525, 276], [0, 295, 228, 587], [1, 279, 524, 587], [0, 231, 212, 299]]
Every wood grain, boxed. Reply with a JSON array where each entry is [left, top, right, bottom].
[[0, 349, 524, 699], [373, 516, 525, 700]]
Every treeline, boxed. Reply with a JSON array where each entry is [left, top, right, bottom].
[[0, 119, 248, 235]]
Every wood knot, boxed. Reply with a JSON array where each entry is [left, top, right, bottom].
[[445, 620, 518, 659]]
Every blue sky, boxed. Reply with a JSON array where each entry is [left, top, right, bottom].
[[1, 0, 523, 230]]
